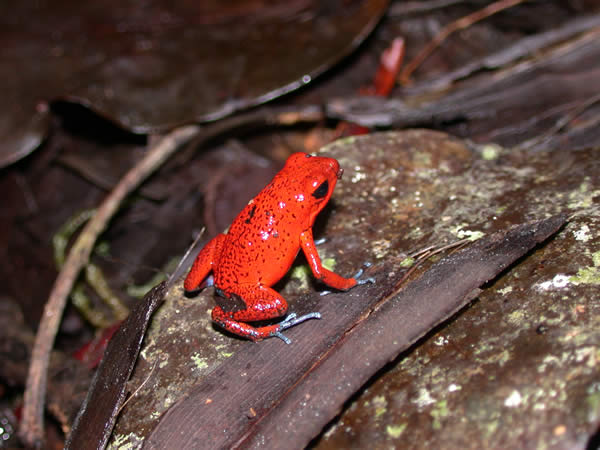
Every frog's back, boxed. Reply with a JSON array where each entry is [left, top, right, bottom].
[[213, 152, 340, 290], [213, 183, 303, 289]]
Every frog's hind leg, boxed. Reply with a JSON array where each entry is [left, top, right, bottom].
[[211, 285, 320, 343]]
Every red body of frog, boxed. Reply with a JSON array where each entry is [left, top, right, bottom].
[[184, 152, 373, 343]]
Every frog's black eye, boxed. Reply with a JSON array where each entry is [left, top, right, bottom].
[[312, 180, 329, 199]]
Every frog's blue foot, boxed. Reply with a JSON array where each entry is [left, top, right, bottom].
[[314, 237, 327, 246], [353, 262, 376, 285], [271, 312, 322, 344], [320, 262, 375, 296]]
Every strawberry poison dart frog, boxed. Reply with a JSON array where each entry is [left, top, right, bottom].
[[184, 152, 374, 344]]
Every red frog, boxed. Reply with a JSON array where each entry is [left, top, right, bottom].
[[184, 152, 374, 343]]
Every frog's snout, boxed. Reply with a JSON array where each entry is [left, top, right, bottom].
[[337, 168, 344, 179]]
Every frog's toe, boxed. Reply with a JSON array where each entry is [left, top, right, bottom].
[[271, 331, 292, 344], [270, 312, 321, 344], [283, 312, 297, 322], [356, 276, 376, 285], [353, 262, 375, 285], [280, 312, 321, 328]]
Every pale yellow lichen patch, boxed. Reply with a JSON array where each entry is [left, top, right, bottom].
[[371, 239, 392, 259], [507, 310, 526, 326], [191, 352, 209, 371], [158, 354, 169, 369], [290, 257, 336, 287], [497, 286, 513, 295], [481, 144, 502, 160], [406, 226, 424, 240], [570, 251, 600, 286], [570, 266, 600, 285], [386, 423, 407, 439], [289, 264, 311, 289], [450, 223, 485, 241], [593, 251, 600, 267], [400, 256, 415, 268], [431, 400, 450, 430], [109, 432, 143, 450], [372, 395, 387, 418], [568, 177, 600, 209]]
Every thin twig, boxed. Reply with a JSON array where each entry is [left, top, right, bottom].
[[117, 359, 159, 415], [167, 227, 205, 287], [388, 0, 466, 17], [517, 92, 600, 150], [399, 0, 528, 84], [19, 124, 200, 448], [395, 238, 471, 290], [202, 166, 229, 237]]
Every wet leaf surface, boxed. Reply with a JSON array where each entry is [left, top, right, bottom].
[[144, 216, 565, 449], [0, 0, 388, 167], [314, 133, 600, 449], [65, 282, 167, 450]]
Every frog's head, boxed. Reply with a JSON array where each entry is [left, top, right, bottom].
[[283, 152, 343, 227]]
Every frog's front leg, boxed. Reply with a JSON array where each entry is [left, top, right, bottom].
[[211, 285, 320, 343], [300, 229, 374, 290]]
